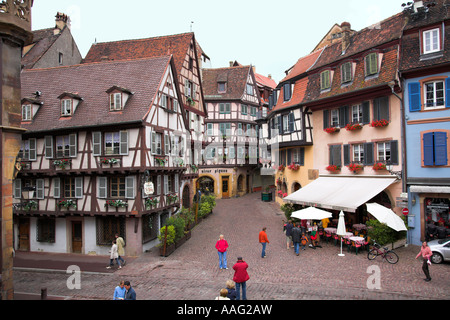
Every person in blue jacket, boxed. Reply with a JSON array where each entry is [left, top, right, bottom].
[[113, 280, 126, 300]]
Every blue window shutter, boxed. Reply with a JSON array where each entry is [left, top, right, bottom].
[[408, 82, 421, 112], [446, 78, 450, 108], [434, 132, 448, 166], [423, 132, 435, 166]]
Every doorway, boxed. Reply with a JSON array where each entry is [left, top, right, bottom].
[[221, 176, 230, 199], [72, 221, 82, 253], [18, 218, 30, 251]]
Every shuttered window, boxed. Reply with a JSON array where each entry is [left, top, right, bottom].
[[423, 132, 448, 166], [365, 53, 378, 76], [320, 70, 331, 90]]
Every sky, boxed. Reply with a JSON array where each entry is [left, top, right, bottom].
[[31, 0, 406, 83]]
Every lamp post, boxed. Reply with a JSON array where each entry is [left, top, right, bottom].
[[0, 0, 34, 300]]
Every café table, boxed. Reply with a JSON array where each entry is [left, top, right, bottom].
[[349, 236, 365, 244], [324, 227, 337, 234], [353, 224, 367, 231]]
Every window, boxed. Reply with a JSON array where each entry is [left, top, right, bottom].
[[218, 82, 226, 93], [283, 115, 289, 133], [56, 134, 77, 158], [96, 216, 126, 246], [330, 109, 339, 127], [423, 131, 448, 166], [341, 62, 352, 83], [185, 80, 193, 97], [373, 96, 390, 121], [37, 218, 55, 243], [424, 81, 445, 109], [19, 139, 36, 161], [246, 83, 254, 95], [329, 145, 341, 167], [63, 177, 83, 199], [206, 123, 213, 136], [320, 70, 331, 90], [151, 132, 162, 155], [110, 177, 126, 198], [377, 142, 391, 162], [352, 104, 363, 123], [283, 83, 292, 101], [251, 106, 257, 117], [105, 132, 120, 155], [58, 52, 63, 65], [22, 104, 32, 121], [219, 123, 231, 137], [423, 28, 440, 54], [110, 93, 122, 111], [61, 99, 72, 116], [241, 104, 248, 115], [353, 144, 365, 163], [365, 53, 378, 76], [219, 103, 231, 114]]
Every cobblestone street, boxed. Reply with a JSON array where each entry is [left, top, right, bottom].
[[13, 192, 450, 300]]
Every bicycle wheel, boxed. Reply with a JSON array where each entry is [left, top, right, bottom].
[[385, 251, 399, 264], [368, 248, 378, 260]]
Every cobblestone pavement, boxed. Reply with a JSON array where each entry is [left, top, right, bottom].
[[13, 192, 450, 300]]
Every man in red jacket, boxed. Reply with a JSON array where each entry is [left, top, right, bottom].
[[232, 257, 250, 300], [259, 227, 269, 258], [215, 234, 229, 269]]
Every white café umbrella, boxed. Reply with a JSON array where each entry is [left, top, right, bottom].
[[366, 203, 408, 232], [336, 211, 347, 257], [291, 207, 332, 221]]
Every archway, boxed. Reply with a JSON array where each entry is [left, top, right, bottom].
[[182, 184, 191, 209], [292, 182, 301, 193], [197, 176, 215, 194], [237, 175, 245, 193]]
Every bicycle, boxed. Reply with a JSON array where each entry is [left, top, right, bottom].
[[367, 241, 399, 264]]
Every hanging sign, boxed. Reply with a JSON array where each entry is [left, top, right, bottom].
[[144, 182, 154, 195]]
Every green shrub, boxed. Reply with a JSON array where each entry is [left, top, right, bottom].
[[281, 203, 295, 220], [201, 194, 216, 210], [166, 215, 186, 242], [198, 201, 212, 219], [158, 225, 176, 246]]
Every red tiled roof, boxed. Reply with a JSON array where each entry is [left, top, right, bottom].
[[202, 66, 253, 101], [255, 73, 277, 89], [280, 48, 325, 83], [21, 56, 172, 133], [83, 32, 196, 76]]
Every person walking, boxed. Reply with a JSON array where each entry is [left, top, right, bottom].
[[107, 240, 121, 269], [259, 227, 269, 258], [113, 280, 126, 300], [115, 233, 126, 266], [284, 220, 294, 249], [415, 241, 433, 282], [300, 233, 309, 251], [232, 257, 250, 300], [215, 234, 229, 269], [124, 281, 136, 300], [291, 223, 302, 256]]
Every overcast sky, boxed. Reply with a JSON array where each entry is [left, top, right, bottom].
[[31, 0, 405, 83]]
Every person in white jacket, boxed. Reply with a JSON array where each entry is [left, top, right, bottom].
[[107, 240, 121, 269]]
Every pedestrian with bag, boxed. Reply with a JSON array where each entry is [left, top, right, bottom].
[[115, 233, 126, 266], [107, 240, 121, 269], [232, 257, 250, 300], [259, 227, 269, 258], [415, 241, 433, 282], [215, 234, 229, 269]]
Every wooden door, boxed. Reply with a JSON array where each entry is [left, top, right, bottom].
[[221, 176, 230, 199], [18, 218, 30, 251], [72, 221, 82, 253]]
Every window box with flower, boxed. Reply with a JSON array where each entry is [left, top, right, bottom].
[[278, 164, 285, 172], [370, 119, 389, 128], [58, 199, 77, 210], [345, 123, 363, 131], [347, 163, 364, 173], [100, 157, 120, 166], [105, 199, 128, 209], [324, 127, 340, 134], [372, 162, 387, 171], [326, 165, 341, 173], [53, 159, 71, 170], [145, 197, 159, 209], [23, 200, 38, 212], [276, 177, 282, 185], [287, 163, 300, 171], [155, 157, 167, 166], [167, 193, 179, 204]]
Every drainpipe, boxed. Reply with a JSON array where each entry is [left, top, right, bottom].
[[388, 80, 407, 194]]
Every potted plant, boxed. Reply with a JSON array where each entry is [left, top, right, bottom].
[[372, 162, 387, 171], [278, 164, 285, 172], [261, 186, 272, 202], [370, 119, 389, 128], [167, 193, 179, 204], [53, 159, 70, 169], [158, 225, 176, 256], [348, 163, 364, 173], [101, 158, 119, 165], [23, 200, 38, 211], [155, 157, 167, 166], [105, 199, 128, 209], [287, 163, 300, 171], [145, 197, 159, 209], [324, 127, 340, 134], [58, 199, 77, 210], [326, 165, 341, 173], [345, 123, 363, 131]]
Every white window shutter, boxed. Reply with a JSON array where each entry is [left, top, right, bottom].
[[36, 179, 45, 199], [45, 136, 53, 159], [53, 177, 61, 199], [119, 130, 128, 155], [98, 177, 107, 199], [13, 179, 21, 199], [75, 177, 83, 199], [69, 134, 77, 158], [174, 174, 179, 193], [29, 138, 37, 161], [157, 175, 161, 195], [164, 134, 170, 155], [93, 132, 102, 156], [125, 176, 135, 199], [163, 175, 168, 194]]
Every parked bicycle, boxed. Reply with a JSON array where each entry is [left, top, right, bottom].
[[367, 241, 399, 264]]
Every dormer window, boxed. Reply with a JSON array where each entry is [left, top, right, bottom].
[[58, 92, 83, 117], [341, 62, 353, 84], [61, 99, 72, 116], [365, 52, 379, 76], [423, 28, 440, 54], [218, 82, 227, 93], [106, 86, 133, 112], [110, 92, 123, 111], [22, 104, 32, 121], [320, 70, 331, 90]]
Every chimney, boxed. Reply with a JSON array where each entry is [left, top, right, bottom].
[[229, 61, 234, 67], [54, 12, 70, 35], [268, 74, 272, 80], [341, 22, 351, 54]]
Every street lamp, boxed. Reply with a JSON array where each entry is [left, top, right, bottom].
[[386, 161, 402, 180], [21, 186, 35, 201]]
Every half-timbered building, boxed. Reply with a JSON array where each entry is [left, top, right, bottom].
[[200, 65, 262, 199], [14, 56, 190, 256], [83, 32, 208, 209]]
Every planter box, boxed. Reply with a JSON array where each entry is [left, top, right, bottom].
[[261, 192, 272, 202], [387, 238, 407, 250], [159, 243, 176, 257]]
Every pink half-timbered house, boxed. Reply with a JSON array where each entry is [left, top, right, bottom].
[[14, 55, 189, 256]]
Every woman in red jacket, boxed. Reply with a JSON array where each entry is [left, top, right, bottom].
[[233, 257, 250, 300], [215, 234, 229, 270]]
